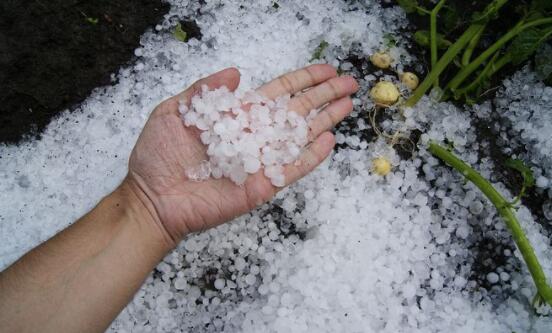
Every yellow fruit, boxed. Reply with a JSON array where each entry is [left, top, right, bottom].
[[400, 72, 419, 90], [370, 52, 393, 69], [372, 157, 392, 176], [370, 81, 400, 106]]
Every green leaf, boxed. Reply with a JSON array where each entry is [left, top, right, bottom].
[[383, 33, 397, 48], [414, 30, 451, 49], [531, 0, 552, 13], [416, 7, 429, 16], [86, 17, 99, 25], [505, 159, 535, 189], [472, 0, 508, 23], [311, 40, 329, 61], [173, 23, 188, 42], [397, 0, 418, 14], [535, 43, 552, 82], [442, 6, 461, 31], [508, 28, 547, 65]]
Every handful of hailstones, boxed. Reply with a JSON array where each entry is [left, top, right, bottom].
[[179, 86, 311, 187]]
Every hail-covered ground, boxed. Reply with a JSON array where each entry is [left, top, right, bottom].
[[1, 0, 552, 332]]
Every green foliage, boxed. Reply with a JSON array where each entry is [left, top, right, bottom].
[[405, 0, 552, 106], [531, 0, 552, 13], [508, 28, 547, 65], [383, 33, 397, 48], [471, 0, 508, 23], [505, 158, 535, 190], [441, 5, 461, 31], [397, 0, 418, 14], [535, 43, 552, 83], [311, 40, 329, 61], [173, 23, 188, 42], [86, 17, 99, 25], [414, 30, 451, 49]]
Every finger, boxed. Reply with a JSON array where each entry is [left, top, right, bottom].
[[157, 67, 240, 116], [307, 96, 353, 141], [287, 76, 358, 116], [283, 131, 335, 186], [178, 67, 241, 102], [256, 64, 337, 99]]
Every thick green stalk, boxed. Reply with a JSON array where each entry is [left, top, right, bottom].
[[461, 24, 485, 67], [404, 0, 509, 107], [404, 24, 483, 107], [430, 0, 447, 87], [454, 52, 510, 98], [448, 17, 552, 92], [428, 142, 552, 306], [416, 6, 431, 15]]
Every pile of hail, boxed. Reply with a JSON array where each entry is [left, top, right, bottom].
[[179, 86, 310, 187]]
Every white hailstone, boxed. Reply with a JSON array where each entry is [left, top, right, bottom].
[[213, 122, 226, 136], [180, 85, 309, 186], [245, 274, 257, 285], [173, 277, 188, 290], [486, 272, 499, 284], [270, 174, 286, 187], [186, 160, 211, 181], [469, 201, 484, 215], [214, 278, 226, 290], [244, 157, 261, 174]]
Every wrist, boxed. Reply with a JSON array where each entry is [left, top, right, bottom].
[[114, 178, 177, 251]]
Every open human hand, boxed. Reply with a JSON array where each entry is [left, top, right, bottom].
[[125, 65, 358, 245]]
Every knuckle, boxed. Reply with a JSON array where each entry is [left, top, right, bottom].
[[300, 94, 315, 111], [303, 67, 317, 85], [278, 75, 296, 93], [327, 79, 341, 99], [321, 109, 335, 128]]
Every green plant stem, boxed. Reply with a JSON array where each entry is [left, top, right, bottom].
[[430, 0, 447, 88], [454, 22, 552, 98], [448, 17, 552, 92], [461, 24, 485, 66], [404, 0, 509, 107], [416, 6, 431, 15], [428, 142, 552, 306], [455, 52, 509, 98], [405, 24, 483, 107]]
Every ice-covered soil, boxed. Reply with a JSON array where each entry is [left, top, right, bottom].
[[494, 68, 552, 201], [1, 0, 552, 332]]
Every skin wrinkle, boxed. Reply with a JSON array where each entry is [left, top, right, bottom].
[[180, 183, 228, 232], [127, 172, 177, 247], [304, 66, 319, 88], [298, 93, 317, 113], [278, 75, 297, 95], [328, 79, 343, 100]]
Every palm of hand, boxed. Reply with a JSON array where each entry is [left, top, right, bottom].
[[127, 66, 358, 243]]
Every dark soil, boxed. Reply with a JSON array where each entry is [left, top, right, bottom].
[[0, 0, 170, 144]]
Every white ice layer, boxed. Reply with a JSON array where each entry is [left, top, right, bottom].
[[179, 86, 308, 186], [1, 0, 552, 332], [494, 68, 552, 195]]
